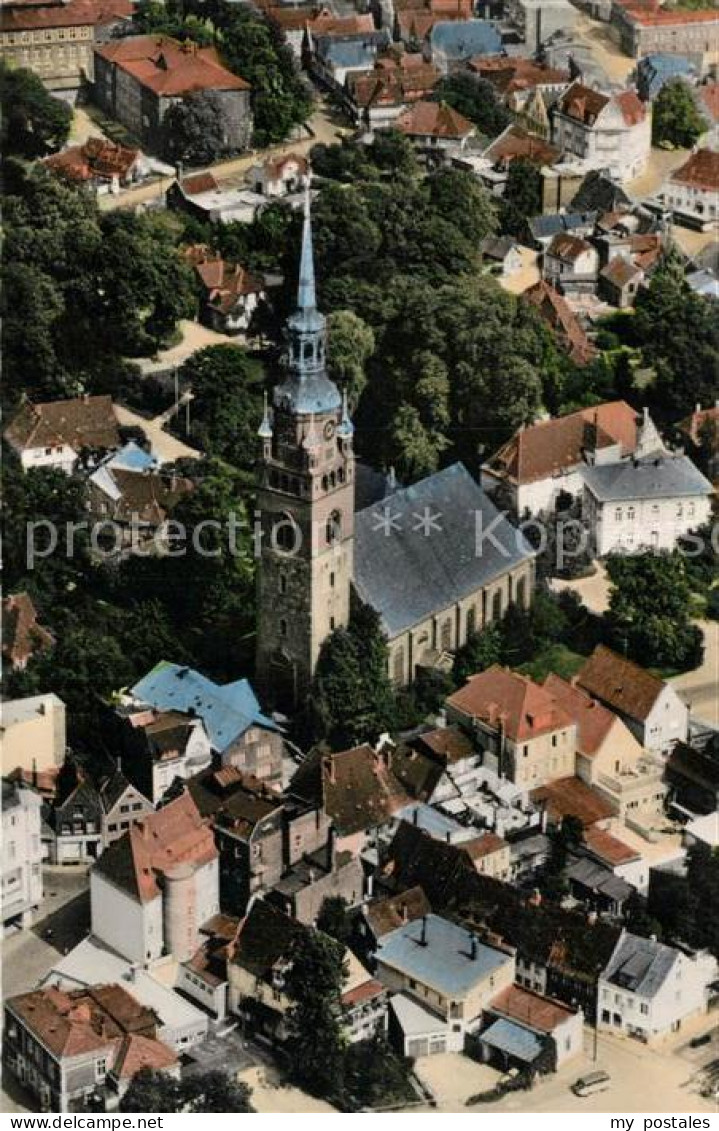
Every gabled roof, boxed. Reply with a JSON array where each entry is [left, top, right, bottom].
[[395, 99, 474, 138], [130, 662, 277, 753], [364, 886, 431, 938], [95, 36, 250, 97], [602, 931, 679, 997], [354, 463, 535, 638], [0, 0, 131, 32], [2, 593, 54, 669], [292, 745, 409, 836], [112, 1032, 178, 1079], [557, 82, 645, 128], [230, 898, 307, 980], [447, 665, 574, 742], [543, 673, 619, 758], [547, 232, 594, 263], [377, 912, 511, 996], [6, 984, 156, 1061], [416, 725, 475, 764], [483, 124, 561, 168], [530, 776, 614, 827], [583, 825, 640, 867], [92, 793, 217, 903], [45, 138, 139, 184], [522, 280, 598, 365], [670, 148, 719, 193], [576, 645, 668, 723], [490, 983, 577, 1032], [581, 452, 712, 502], [600, 255, 643, 287], [471, 54, 569, 96], [184, 766, 281, 840], [5, 395, 120, 454], [483, 400, 638, 486]]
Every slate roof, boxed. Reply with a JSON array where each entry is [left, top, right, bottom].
[[576, 645, 667, 723], [131, 662, 277, 754], [377, 913, 511, 996], [527, 212, 598, 241], [602, 932, 679, 997], [481, 1016, 544, 1062], [429, 18, 502, 58], [354, 463, 535, 639], [315, 32, 389, 70], [581, 453, 712, 502], [448, 665, 574, 743]]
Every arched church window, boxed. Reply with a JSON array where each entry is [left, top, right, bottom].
[[466, 606, 476, 638], [492, 590, 503, 622], [273, 512, 300, 555], [440, 619, 452, 652], [303, 341, 313, 361], [393, 649, 404, 685], [326, 510, 342, 546]]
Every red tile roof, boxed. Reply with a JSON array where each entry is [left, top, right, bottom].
[[92, 792, 217, 903], [0, 0, 131, 32], [670, 148, 719, 193], [348, 54, 440, 109], [341, 978, 385, 1007], [523, 280, 598, 365], [583, 825, 640, 867], [95, 36, 250, 97], [416, 725, 475, 764], [620, 0, 718, 27], [543, 674, 618, 758], [471, 55, 569, 96], [320, 745, 410, 836], [576, 644, 666, 723], [485, 400, 638, 487], [6, 984, 157, 1061], [490, 983, 577, 1031], [547, 232, 594, 262], [615, 90, 646, 127], [179, 171, 220, 196], [45, 138, 139, 184], [2, 592, 54, 669], [531, 776, 614, 827], [484, 124, 561, 168], [448, 665, 574, 743], [364, 886, 431, 937], [700, 82, 719, 124], [112, 1032, 178, 1079], [5, 395, 120, 454], [557, 82, 646, 128], [396, 99, 474, 138]]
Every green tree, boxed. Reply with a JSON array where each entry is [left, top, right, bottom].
[[453, 623, 503, 685], [433, 74, 510, 137], [326, 310, 375, 410], [164, 90, 246, 164], [390, 402, 449, 481], [426, 166, 497, 245], [605, 551, 704, 670], [0, 62, 72, 158], [184, 1071, 255, 1112], [120, 1070, 185, 1112], [652, 78, 706, 148], [316, 896, 353, 946], [307, 597, 395, 749], [501, 158, 543, 235], [285, 930, 348, 1100], [178, 344, 263, 468]]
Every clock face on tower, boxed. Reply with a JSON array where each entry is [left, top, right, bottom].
[[324, 420, 335, 440]]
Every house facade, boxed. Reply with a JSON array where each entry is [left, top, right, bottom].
[[93, 36, 252, 158], [598, 931, 718, 1043], [611, 1, 719, 59], [551, 82, 651, 182], [2, 780, 43, 932], [659, 149, 719, 228], [4, 396, 120, 474]]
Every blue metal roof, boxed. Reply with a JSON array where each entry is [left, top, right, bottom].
[[430, 19, 502, 58], [131, 662, 278, 753], [377, 913, 512, 997], [481, 1017, 544, 1063], [107, 441, 157, 473], [354, 463, 535, 638]]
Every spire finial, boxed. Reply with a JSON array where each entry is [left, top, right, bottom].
[[338, 387, 355, 438], [297, 185, 316, 312], [258, 390, 273, 439]]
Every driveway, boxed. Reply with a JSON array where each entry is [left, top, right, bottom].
[[549, 562, 611, 615], [670, 619, 719, 727], [115, 403, 202, 464]]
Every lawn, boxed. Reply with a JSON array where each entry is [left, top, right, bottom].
[[517, 644, 586, 683]]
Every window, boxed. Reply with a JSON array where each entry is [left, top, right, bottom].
[[552, 735, 557, 748], [326, 510, 342, 546], [274, 512, 299, 554], [329, 616, 335, 631], [640, 1003, 648, 1015], [95, 1059, 107, 1080], [627, 506, 635, 521], [615, 507, 623, 522], [329, 571, 335, 588]]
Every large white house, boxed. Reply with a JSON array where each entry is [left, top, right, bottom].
[[90, 793, 219, 965], [4, 396, 120, 474], [598, 931, 717, 1044], [551, 82, 651, 182], [2, 780, 43, 933], [582, 451, 713, 556]]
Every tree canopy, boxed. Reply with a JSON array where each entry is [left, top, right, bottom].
[[120, 1069, 254, 1113], [0, 62, 72, 159], [652, 79, 706, 149], [163, 90, 246, 164], [285, 929, 348, 1100], [433, 74, 511, 138]]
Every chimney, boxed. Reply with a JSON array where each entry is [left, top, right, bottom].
[[419, 915, 428, 946], [366, 871, 374, 899]]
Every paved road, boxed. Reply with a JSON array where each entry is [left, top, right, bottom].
[[98, 104, 349, 213], [670, 618, 719, 727]]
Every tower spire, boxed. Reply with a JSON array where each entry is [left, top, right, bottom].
[[297, 186, 316, 313]]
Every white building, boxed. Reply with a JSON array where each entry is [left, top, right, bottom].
[[582, 451, 713, 556], [246, 153, 310, 198], [658, 149, 719, 228], [505, 0, 577, 51], [576, 645, 690, 754], [551, 82, 651, 182], [598, 931, 717, 1044], [90, 793, 219, 965], [2, 780, 43, 932], [3, 395, 120, 474]]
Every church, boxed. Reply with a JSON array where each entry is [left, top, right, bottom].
[[255, 198, 536, 709]]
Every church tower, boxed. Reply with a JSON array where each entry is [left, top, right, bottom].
[[255, 194, 355, 710]]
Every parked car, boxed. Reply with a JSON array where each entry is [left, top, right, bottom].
[[571, 1071, 610, 1097]]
